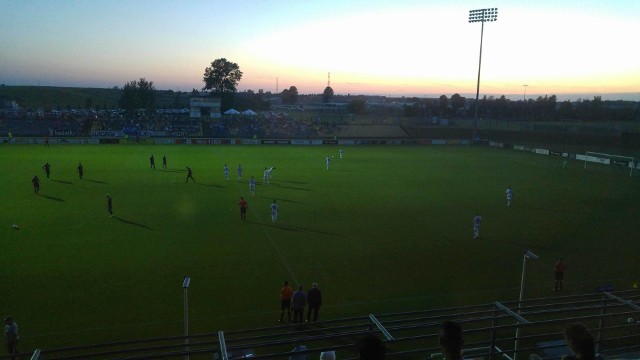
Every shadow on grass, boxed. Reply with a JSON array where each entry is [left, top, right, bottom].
[[492, 238, 558, 252], [257, 196, 305, 204], [528, 206, 588, 216], [84, 179, 106, 184], [278, 179, 308, 185], [264, 223, 338, 236], [273, 184, 313, 192], [196, 182, 224, 188], [113, 216, 153, 230], [51, 179, 73, 185], [40, 194, 65, 202]]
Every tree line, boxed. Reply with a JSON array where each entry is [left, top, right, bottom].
[[115, 58, 639, 123], [395, 94, 640, 123]]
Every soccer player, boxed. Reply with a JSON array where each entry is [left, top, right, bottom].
[[77, 163, 84, 179], [249, 176, 256, 196], [263, 167, 269, 185], [106, 194, 113, 217], [186, 166, 195, 183], [42, 161, 51, 179], [554, 257, 567, 291], [150, 154, 156, 170], [473, 214, 482, 239], [266, 166, 275, 182], [279, 280, 293, 323], [506, 186, 513, 206], [271, 200, 279, 223], [32, 175, 40, 194], [238, 197, 248, 220], [325, 155, 331, 170], [237, 164, 243, 181], [339, 149, 344, 159], [162, 154, 167, 170], [223, 164, 230, 181]]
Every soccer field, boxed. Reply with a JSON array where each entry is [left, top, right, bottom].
[[1, 144, 638, 351]]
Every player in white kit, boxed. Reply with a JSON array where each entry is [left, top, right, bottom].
[[473, 215, 482, 239]]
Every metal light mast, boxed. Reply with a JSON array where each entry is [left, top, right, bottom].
[[468, 7, 498, 143]]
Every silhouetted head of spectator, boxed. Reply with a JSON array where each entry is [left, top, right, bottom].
[[320, 351, 335, 360], [357, 334, 385, 360], [564, 323, 595, 360], [439, 321, 464, 360]]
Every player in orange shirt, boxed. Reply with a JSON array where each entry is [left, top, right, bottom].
[[554, 257, 567, 291], [238, 197, 248, 220], [279, 280, 293, 323]]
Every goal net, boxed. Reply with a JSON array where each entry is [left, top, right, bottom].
[[579, 151, 635, 177]]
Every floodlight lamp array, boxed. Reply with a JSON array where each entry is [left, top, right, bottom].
[[468, 8, 498, 23]]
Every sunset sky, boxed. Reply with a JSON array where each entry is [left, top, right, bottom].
[[1, 0, 639, 101]]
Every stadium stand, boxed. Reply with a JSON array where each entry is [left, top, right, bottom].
[[334, 125, 408, 138], [14, 289, 640, 360]]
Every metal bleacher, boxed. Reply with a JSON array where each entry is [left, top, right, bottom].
[[15, 289, 640, 360]]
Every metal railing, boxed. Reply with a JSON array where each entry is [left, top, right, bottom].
[[6, 290, 640, 360]]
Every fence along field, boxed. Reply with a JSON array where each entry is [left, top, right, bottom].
[[0, 144, 638, 351]]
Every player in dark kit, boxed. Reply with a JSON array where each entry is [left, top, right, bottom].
[[106, 194, 113, 217], [162, 155, 167, 170], [42, 162, 51, 179], [186, 167, 195, 183], [238, 197, 249, 220], [150, 155, 156, 170], [77, 163, 84, 179], [32, 175, 40, 194]]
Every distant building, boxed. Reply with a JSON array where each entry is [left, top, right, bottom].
[[190, 95, 221, 118]]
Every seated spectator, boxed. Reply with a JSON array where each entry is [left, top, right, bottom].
[[290, 342, 307, 360], [357, 334, 385, 360], [562, 323, 595, 360], [439, 321, 464, 360], [320, 351, 336, 360]]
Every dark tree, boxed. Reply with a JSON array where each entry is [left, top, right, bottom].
[[403, 102, 422, 117], [347, 97, 367, 115], [438, 95, 449, 117], [322, 86, 334, 103], [558, 100, 575, 120], [118, 78, 156, 113], [281, 86, 299, 105], [450, 93, 465, 115], [136, 78, 156, 111], [235, 90, 271, 111], [202, 58, 243, 95]]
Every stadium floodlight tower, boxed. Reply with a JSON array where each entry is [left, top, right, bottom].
[[468, 7, 498, 143], [183, 276, 191, 360], [514, 250, 538, 360]]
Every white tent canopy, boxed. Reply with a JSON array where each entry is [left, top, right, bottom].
[[242, 109, 257, 116], [224, 109, 240, 115]]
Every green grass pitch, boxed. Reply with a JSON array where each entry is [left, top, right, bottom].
[[1, 144, 638, 350]]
